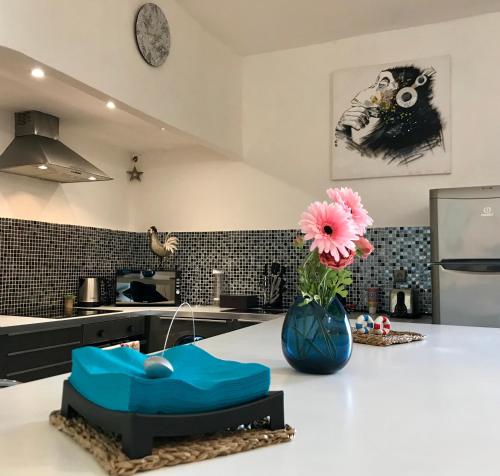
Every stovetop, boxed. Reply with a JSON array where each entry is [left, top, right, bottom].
[[220, 308, 287, 315], [16, 308, 122, 320]]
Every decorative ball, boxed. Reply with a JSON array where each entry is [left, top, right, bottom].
[[355, 314, 374, 334], [144, 355, 174, 378], [373, 315, 391, 335]]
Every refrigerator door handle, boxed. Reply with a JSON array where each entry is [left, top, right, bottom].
[[439, 260, 500, 273]]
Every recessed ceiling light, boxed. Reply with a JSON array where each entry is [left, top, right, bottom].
[[106, 100, 116, 110], [160, 127, 165, 131], [38, 165, 48, 170], [88, 176, 97, 181], [31, 67, 45, 79]]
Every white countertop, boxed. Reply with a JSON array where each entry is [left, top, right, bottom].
[[1, 318, 497, 475], [0, 315, 56, 327]]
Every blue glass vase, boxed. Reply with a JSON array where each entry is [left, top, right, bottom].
[[281, 296, 352, 374]]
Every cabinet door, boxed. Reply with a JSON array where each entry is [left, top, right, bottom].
[[3, 326, 83, 382], [82, 317, 145, 345], [230, 320, 259, 331], [0, 335, 7, 379], [8, 362, 73, 383], [7, 343, 79, 374], [434, 264, 500, 327], [434, 196, 500, 260], [7, 326, 81, 353], [147, 317, 231, 352]]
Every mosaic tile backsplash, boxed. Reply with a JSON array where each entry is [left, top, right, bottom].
[[0, 218, 432, 316], [0, 218, 160, 316]]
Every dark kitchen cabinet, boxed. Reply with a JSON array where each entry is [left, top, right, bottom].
[[0, 316, 147, 383], [7, 326, 81, 353], [0, 314, 257, 383], [1, 325, 82, 383], [147, 316, 231, 352], [82, 317, 145, 345], [146, 316, 258, 353]]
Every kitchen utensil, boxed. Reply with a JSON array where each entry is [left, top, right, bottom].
[[78, 278, 102, 307], [64, 294, 75, 317], [389, 288, 415, 317], [262, 262, 286, 309], [212, 269, 225, 306], [367, 287, 379, 315]]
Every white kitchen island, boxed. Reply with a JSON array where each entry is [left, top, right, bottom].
[[0, 317, 498, 476]]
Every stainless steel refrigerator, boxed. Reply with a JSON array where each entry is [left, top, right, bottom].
[[431, 185, 500, 327]]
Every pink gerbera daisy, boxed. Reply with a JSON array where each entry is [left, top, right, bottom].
[[327, 187, 373, 234], [299, 201, 358, 261]]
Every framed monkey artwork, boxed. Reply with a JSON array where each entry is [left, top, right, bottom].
[[331, 55, 451, 180]]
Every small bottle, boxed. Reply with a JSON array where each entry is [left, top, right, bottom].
[[212, 270, 225, 306], [64, 294, 75, 317], [367, 287, 379, 315]]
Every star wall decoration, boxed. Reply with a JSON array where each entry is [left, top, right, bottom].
[[127, 155, 144, 182]]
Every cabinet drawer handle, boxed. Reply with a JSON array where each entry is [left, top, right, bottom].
[[97, 330, 105, 337], [127, 325, 134, 333]]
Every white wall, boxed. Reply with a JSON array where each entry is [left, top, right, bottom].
[[0, 109, 133, 230], [133, 12, 500, 232], [0, 0, 242, 230], [241, 13, 500, 228], [3, 9, 500, 232], [0, 0, 242, 156], [130, 147, 313, 232]]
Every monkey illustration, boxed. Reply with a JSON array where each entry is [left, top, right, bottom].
[[335, 65, 444, 165]]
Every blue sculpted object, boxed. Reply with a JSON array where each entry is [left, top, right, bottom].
[[69, 345, 270, 414]]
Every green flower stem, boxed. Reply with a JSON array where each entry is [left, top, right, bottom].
[[315, 315, 336, 358], [290, 324, 334, 360], [300, 318, 317, 356], [297, 250, 353, 307], [318, 267, 330, 307], [300, 311, 337, 359], [292, 312, 301, 355]]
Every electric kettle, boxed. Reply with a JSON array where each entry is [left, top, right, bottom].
[[78, 277, 103, 307]]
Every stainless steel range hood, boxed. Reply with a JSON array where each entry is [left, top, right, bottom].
[[0, 111, 113, 183]]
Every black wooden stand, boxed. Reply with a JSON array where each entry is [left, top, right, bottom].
[[60, 380, 285, 459]]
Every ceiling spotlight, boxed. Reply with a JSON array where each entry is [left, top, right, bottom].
[[38, 165, 48, 170], [88, 176, 97, 181], [106, 100, 116, 110], [160, 127, 165, 131], [31, 67, 45, 79]]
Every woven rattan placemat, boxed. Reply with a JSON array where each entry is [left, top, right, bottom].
[[352, 329, 425, 346], [49, 411, 294, 476]]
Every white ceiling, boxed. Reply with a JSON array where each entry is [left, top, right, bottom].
[[178, 0, 500, 54], [0, 47, 202, 155]]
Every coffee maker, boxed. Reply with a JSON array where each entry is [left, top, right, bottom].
[[78, 277, 112, 307], [389, 269, 415, 317]]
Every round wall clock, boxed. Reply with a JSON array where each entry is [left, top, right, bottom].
[[135, 3, 170, 67]]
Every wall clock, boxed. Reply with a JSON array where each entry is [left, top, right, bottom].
[[135, 3, 170, 67]]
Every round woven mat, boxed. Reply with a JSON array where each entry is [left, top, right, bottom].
[[352, 329, 425, 346], [49, 411, 294, 476]]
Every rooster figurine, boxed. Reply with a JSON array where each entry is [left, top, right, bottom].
[[147, 226, 179, 263]]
